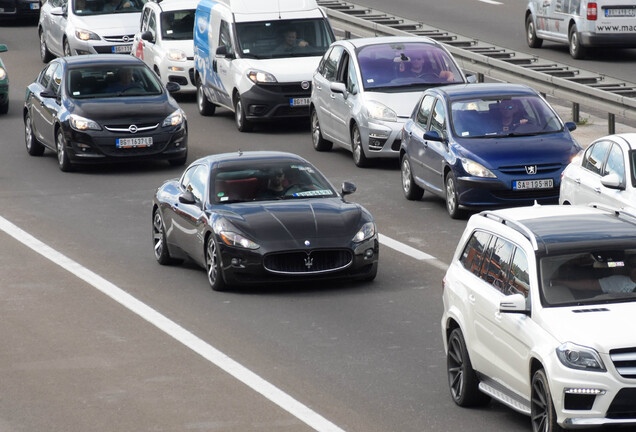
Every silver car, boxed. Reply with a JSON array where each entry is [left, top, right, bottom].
[[310, 36, 470, 168]]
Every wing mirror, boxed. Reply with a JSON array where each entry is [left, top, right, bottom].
[[564, 121, 577, 132], [499, 293, 529, 314], [601, 172, 625, 190], [165, 82, 181, 93], [341, 181, 357, 197], [330, 82, 347, 96], [423, 130, 443, 142], [215, 45, 235, 59], [141, 30, 154, 43], [40, 89, 57, 99], [179, 189, 196, 205]]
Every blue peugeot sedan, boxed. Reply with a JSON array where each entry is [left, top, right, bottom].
[[400, 83, 581, 218]]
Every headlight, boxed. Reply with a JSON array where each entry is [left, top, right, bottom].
[[461, 157, 496, 178], [168, 49, 187, 61], [162, 109, 184, 127], [366, 100, 397, 122], [0, 67, 6, 81], [75, 29, 100, 41], [219, 231, 259, 249], [353, 222, 375, 243], [556, 342, 606, 372], [69, 114, 101, 131], [247, 70, 277, 84]]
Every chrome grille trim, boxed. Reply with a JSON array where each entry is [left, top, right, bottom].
[[104, 124, 159, 133]]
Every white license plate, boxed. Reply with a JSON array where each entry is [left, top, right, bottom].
[[605, 8, 635, 16], [112, 44, 132, 54], [290, 97, 310, 107], [116, 137, 153, 148], [513, 179, 553, 190], [30, 2, 40, 9]]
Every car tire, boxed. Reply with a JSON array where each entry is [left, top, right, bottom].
[[445, 171, 464, 219], [196, 76, 216, 116], [447, 328, 490, 407], [311, 109, 332, 151], [40, 30, 53, 63], [206, 235, 227, 291], [0, 100, 8, 115], [152, 208, 177, 265], [25, 112, 45, 156], [63, 39, 72, 57], [526, 14, 543, 48], [531, 369, 563, 432], [401, 155, 424, 200], [56, 129, 73, 172], [351, 124, 369, 168], [234, 94, 253, 132], [568, 24, 586, 59]]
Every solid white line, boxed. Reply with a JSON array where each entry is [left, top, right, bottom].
[[379, 234, 449, 271], [0, 215, 346, 432], [479, 0, 503, 4]]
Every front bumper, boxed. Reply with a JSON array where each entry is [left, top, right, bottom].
[[68, 36, 135, 56], [0, 0, 40, 16], [160, 60, 196, 93], [240, 81, 312, 121], [455, 174, 561, 209], [360, 118, 406, 159]]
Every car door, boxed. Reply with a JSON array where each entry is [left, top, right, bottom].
[[143, 9, 162, 75], [133, 6, 151, 65], [568, 140, 611, 205], [598, 141, 631, 209], [420, 97, 449, 194], [215, 19, 235, 109], [171, 164, 208, 261], [30, 63, 59, 147], [330, 50, 358, 146], [403, 94, 435, 189], [312, 45, 344, 144], [49, 0, 69, 56]]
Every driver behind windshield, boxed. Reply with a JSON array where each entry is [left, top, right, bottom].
[[258, 168, 286, 199]]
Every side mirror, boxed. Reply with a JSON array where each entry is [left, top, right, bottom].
[[423, 130, 443, 142], [178, 190, 196, 205], [165, 81, 181, 93], [50, 6, 64, 15], [40, 89, 57, 99], [499, 293, 529, 314], [341, 181, 356, 196], [141, 30, 154, 43], [330, 82, 347, 96], [0, 44, 7, 53], [215, 45, 235, 59], [465, 73, 477, 84], [565, 121, 577, 132], [601, 172, 624, 190]]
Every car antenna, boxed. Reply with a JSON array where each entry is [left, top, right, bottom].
[[238, 148, 243, 156]]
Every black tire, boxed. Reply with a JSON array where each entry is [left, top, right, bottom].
[[196, 76, 216, 116], [447, 328, 490, 407], [63, 39, 72, 57], [311, 109, 332, 151], [206, 235, 227, 291], [568, 24, 586, 59], [351, 124, 369, 167], [234, 94, 253, 132], [152, 208, 174, 265], [56, 129, 73, 172], [25, 112, 45, 156], [39, 30, 53, 63], [445, 171, 464, 219], [526, 14, 543, 48], [0, 100, 8, 115], [401, 155, 424, 200], [531, 369, 563, 432]]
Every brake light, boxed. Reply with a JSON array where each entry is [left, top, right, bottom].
[[587, 2, 597, 20]]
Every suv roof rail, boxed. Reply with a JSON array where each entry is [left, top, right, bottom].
[[479, 210, 539, 251], [589, 203, 636, 224]]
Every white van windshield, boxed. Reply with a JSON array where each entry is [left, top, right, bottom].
[[235, 18, 334, 59]]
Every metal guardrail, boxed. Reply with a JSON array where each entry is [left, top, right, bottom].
[[319, 0, 636, 134]]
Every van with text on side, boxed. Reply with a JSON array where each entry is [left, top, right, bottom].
[[193, 0, 335, 132]]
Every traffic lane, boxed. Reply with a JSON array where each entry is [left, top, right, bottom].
[[0, 229, 316, 432], [352, 0, 636, 83]]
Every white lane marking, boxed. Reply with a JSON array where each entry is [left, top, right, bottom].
[[379, 234, 449, 271], [0, 215, 346, 432], [479, 0, 503, 4]]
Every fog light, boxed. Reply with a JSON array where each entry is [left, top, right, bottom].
[[365, 249, 374, 259], [168, 66, 184, 72], [565, 388, 605, 395]]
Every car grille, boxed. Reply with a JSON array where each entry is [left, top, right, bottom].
[[103, 35, 136, 43], [610, 347, 636, 379], [264, 249, 352, 274], [498, 163, 563, 175], [257, 82, 311, 97], [104, 123, 159, 133], [607, 388, 636, 419]]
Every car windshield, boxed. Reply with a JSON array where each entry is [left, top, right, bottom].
[[235, 18, 334, 59], [450, 95, 563, 138], [73, 0, 146, 15], [357, 42, 463, 90], [540, 249, 636, 306], [211, 161, 337, 204], [67, 65, 163, 98], [161, 9, 195, 40]]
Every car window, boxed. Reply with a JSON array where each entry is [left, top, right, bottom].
[[161, 9, 194, 40], [416, 95, 435, 128], [140, 6, 151, 31], [320, 46, 343, 82], [604, 143, 625, 184], [180, 164, 199, 190], [39, 63, 58, 88], [346, 55, 359, 94], [430, 99, 446, 138], [582, 141, 611, 175], [219, 20, 234, 56], [507, 248, 530, 298], [187, 165, 208, 203], [148, 10, 157, 40], [460, 230, 492, 276], [480, 236, 515, 294], [51, 64, 63, 95]]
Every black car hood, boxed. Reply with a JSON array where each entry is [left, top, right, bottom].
[[218, 199, 363, 244], [71, 95, 175, 122]]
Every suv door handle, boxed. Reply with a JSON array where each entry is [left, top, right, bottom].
[[468, 294, 475, 304], [594, 187, 602, 194], [574, 177, 581, 184]]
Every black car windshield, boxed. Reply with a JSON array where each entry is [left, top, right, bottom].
[[451, 95, 563, 138], [358, 42, 464, 90], [67, 65, 163, 98], [161, 9, 195, 40], [73, 0, 146, 15], [211, 161, 337, 204], [540, 249, 636, 306], [235, 19, 334, 59]]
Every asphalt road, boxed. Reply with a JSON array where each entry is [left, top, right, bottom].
[[0, 16, 628, 432]]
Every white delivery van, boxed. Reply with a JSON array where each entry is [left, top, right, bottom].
[[193, 0, 335, 131]]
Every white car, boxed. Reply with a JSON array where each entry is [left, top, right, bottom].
[[132, 0, 197, 93], [560, 133, 636, 213], [442, 204, 636, 432], [38, 0, 146, 62]]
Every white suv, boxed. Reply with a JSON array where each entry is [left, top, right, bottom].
[[442, 204, 636, 431], [38, 0, 146, 62], [132, 0, 197, 93]]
